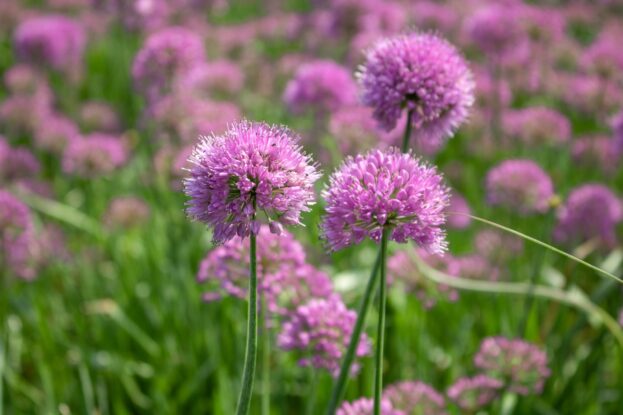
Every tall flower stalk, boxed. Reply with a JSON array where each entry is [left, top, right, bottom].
[[184, 121, 319, 415], [373, 228, 389, 414]]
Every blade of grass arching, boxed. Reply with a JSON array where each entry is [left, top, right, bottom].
[[409, 252, 623, 348], [462, 214, 623, 284], [78, 364, 96, 415], [19, 192, 104, 239]]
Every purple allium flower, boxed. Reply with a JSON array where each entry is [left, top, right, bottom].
[[278, 294, 372, 376], [412, 2, 459, 33], [447, 191, 471, 229], [0, 190, 35, 280], [328, 106, 380, 156], [554, 184, 622, 247], [0, 95, 51, 136], [175, 60, 244, 99], [13, 15, 86, 76], [572, 135, 619, 175], [132, 27, 206, 105], [388, 249, 458, 308], [475, 230, 523, 264], [79, 101, 121, 133], [619, 308, 623, 327], [4, 64, 52, 99], [62, 133, 128, 177], [581, 33, 623, 80], [0, 138, 41, 184], [384, 381, 447, 415], [503, 106, 571, 146], [321, 148, 450, 252], [464, 5, 527, 62], [197, 227, 332, 312], [185, 121, 320, 243], [473, 67, 513, 110], [106, 0, 171, 32], [447, 375, 503, 412], [485, 160, 554, 215], [34, 114, 80, 154], [283, 60, 357, 114], [336, 397, 401, 415], [553, 74, 622, 114], [358, 33, 474, 149], [104, 196, 151, 228], [474, 337, 551, 395]]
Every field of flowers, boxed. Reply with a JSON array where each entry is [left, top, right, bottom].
[[1, 0, 623, 414]]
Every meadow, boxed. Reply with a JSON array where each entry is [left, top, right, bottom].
[[1, 0, 623, 414]]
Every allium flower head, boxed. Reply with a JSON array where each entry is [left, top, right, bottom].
[[34, 114, 80, 154], [503, 106, 571, 146], [486, 160, 554, 215], [185, 121, 320, 244], [132, 27, 206, 104], [197, 227, 332, 313], [176, 60, 244, 99], [0, 139, 41, 183], [278, 294, 372, 376], [464, 5, 526, 61], [358, 33, 474, 149], [62, 134, 128, 177], [0, 190, 35, 279], [447, 375, 503, 412], [321, 148, 450, 253], [384, 381, 447, 415], [611, 110, 623, 156], [4, 64, 51, 98], [79, 101, 120, 133], [328, 106, 380, 156], [554, 184, 622, 247], [336, 397, 401, 415], [14, 15, 86, 75], [283, 60, 357, 114], [449, 255, 499, 282], [447, 191, 471, 229], [475, 230, 523, 264], [474, 337, 551, 395], [104, 197, 151, 228]]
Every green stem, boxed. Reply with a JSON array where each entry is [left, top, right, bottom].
[[325, 250, 382, 415], [373, 228, 389, 415], [401, 109, 414, 153], [261, 297, 270, 415], [459, 213, 623, 285], [235, 232, 258, 415]]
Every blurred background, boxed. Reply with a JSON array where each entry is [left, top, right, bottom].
[[1, 0, 622, 414]]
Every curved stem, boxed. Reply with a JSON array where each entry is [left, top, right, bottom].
[[325, 250, 382, 415], [235, 232, 258, 415], [373, 229, 389, 415], [450, 213, 623, 285], [401, 109, 414, 153]]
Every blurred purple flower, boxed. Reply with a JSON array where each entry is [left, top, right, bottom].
[[554, 184, 622, 247], [611, 110, 623, 156], [474, 336, 551, 395], [185, 121, 320, 244], [486, 159, 554, 215], [79, 101, 121, 133], [475, 230, 523, 264], [328, 106, 380, 156], [62, 133, 128, 177], [503, 106, 571, 146], [448, 255, 500, 282], [358, 33, 474, 150], [572, 135, 619, 175], [283, 60, 357, 114], [336, 397, 401, 415], [175, 60, 244, 99], [104, 196, 151, 228], [278, 294, 372, 376], [447, 192, 471, 229], [321, 148, 450, 252], [35, 114, 80, 154], [447, 375, 503, 412], [0, 190, 36, 280], [384, 380, 447, 414], [0, 138, 41, 183]]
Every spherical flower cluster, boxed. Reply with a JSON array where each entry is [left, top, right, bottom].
[[358, 33, 474, 149], [132, 27, 206, 105], [581, 34, 623, 80], [278, 294, 372, 376], [104, 197, 151, 228], [446, 375, 503, 412], [13, 15, 86, 75], [321, 148, 450, 252], [412, 2, 459, 33], [34, 114, 80, 154], [0, 139, 41, 183], [611, 110, 623, 156], [554, 184, 622, 247], [336, 397, 401, 415], [572, 135, 619, 175], [485, 160, 554, 215], [503, 106, 571, 146], [0, 94, 51, 136], [0, 190, 35, 279], [4, 64, 52, 98], [283, 60, 357, 114], [384, 381, 447, 415], [388, 249, 458, 308], [185, 121, 320, 244], [464, 5, 527, 61], [449, 255, 500, 282], [474, 337, 551, 395], [62, 134, 128, 177], [197, 227, 332, 313]]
